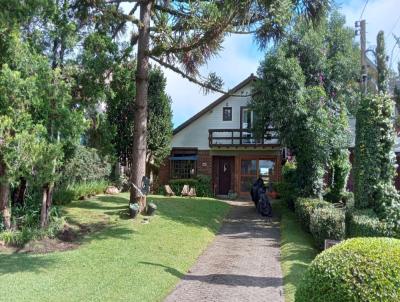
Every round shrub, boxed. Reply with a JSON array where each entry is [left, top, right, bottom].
[[296, 237, 400, 302]]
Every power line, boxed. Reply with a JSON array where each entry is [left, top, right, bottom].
[[389, 15, 400, 36], [359, 0, 369, 20]]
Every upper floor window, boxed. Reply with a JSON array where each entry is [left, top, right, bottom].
[[223, 107, 232, 121]]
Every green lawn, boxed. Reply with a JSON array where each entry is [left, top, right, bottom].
[[0, 194, 230, 302], [273, 200, 318, 302]]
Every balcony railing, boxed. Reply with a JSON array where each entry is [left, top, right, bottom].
[[208, 129, 278, 147]]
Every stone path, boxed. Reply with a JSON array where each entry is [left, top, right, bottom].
[[164, 200, 284, 302]]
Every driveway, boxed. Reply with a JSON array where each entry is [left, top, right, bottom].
[[164, 200, 284, 302]]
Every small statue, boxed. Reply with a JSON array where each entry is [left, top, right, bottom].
[[141, 176, 150, 196]]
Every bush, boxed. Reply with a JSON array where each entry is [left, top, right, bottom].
[[61, 146, 112, 185], [195, 175, 213, 197], [310, 206, 346, 249], [278, 162, 298, 210], [169, 175, 213, 197], [296, 238, 400, 302], [294, 198, 331, 232], [324, 190, 354, 206], [0, 217, 65, 247], [53, 180, 109, 205], [346, 208, 397, 238]]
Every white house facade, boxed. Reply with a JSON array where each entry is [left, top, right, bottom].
[[158, 75, 284, 197]]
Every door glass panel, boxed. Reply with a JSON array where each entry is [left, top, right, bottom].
[[241, 160, 257, 175], [240, 176, 257, 192], [259, 160, 275, 185]]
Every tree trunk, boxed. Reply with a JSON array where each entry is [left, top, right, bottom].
[[130, 0, 153, 213], [0, 157, 11, 230], [40, 186, 48, 228], [12, 177, 27, 207], [40, 183, 54, 228]]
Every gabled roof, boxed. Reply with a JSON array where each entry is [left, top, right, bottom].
[[173, 74, 257, 135]]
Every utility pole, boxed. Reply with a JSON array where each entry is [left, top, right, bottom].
[[356, 20, 367, 94]]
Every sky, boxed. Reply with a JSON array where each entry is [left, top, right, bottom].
[[164, 0, 400, 127]]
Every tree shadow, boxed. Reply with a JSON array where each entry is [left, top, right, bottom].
[[0, 252, 55, 275], [139, 261, 282, 288]]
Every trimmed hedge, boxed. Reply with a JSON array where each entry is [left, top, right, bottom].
[[169, 175, 213, 197], [325, 190, 354, 206], [294, 198, 331, 232], [295, 237, 400, 302], [346, 208, 397, 238], [310, 206, 346, 249]]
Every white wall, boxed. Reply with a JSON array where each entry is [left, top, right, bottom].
[[172, 84, 253, 150]]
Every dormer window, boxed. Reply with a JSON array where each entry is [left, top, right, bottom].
[[223, 107, 232, 121]]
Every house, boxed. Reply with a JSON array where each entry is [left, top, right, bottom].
[[158, 75, 285, 198]]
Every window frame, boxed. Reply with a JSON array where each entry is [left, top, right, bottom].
[[171, 159, 197, 179], [222, 107, 232, 121]]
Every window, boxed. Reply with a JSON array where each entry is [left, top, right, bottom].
[[240, 158, 276, 192], [171, 160, 196, 179], [223, 107, 232, 121], [170, 152, 197, 179]]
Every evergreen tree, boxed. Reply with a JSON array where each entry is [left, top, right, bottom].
[[251, 11, 358, 199], [354, 31, 399, 230], [107, 63, 172, 170], [376, 31, 388, 93]]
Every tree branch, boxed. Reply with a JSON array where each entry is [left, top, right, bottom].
[[112, 2, 140, 39], [150, 56, 252, 97]]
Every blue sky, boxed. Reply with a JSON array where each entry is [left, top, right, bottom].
[[165, 0, 400, 127]]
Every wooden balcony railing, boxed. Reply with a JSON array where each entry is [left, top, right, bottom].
[[208, 129, 279, 147]]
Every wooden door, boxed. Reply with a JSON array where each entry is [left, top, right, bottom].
[[218, 157, 233, 195]]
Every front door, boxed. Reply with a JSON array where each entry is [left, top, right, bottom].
[[218, 157, 233, 195]]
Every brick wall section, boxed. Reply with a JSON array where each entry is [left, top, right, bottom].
[[197, 150, 212, 176], [158, 157, 170, 186], [157, 150, 212, 186]]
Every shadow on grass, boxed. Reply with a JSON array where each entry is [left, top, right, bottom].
[[140, 261, 282, 288], [0, 253, 55, 275], [90, 195, 231, 235]]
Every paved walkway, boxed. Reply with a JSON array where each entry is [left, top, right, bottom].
[[164, 201, 284, 302]]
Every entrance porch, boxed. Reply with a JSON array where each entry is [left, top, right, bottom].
[[212, 150, 282, 198]]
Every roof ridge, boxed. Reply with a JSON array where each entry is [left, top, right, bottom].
[[173, 74, 257, 135]]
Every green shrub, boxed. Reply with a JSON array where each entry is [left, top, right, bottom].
[[53, 180, 109, 205], [346, 208, 397, 238], [61, 146, 111, 185], [324, 190, 354, 206], [295, 237, 400, 302], [0, 217, 65, 247], [169, 175, 213, 197], [310, 206, 346, 249], [195, 175, 213, 197], [294, 198, 331, 232], [279, 162, 298, 210]]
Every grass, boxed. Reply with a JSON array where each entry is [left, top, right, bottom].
[[0, 194, 230, 302], [273, 200, 318, 302]]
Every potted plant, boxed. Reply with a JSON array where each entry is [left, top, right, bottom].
[[129, 203, 140, 218], [228, 190, 238, 200], [147, 202, 157, 216]]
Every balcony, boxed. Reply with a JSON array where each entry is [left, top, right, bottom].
[[208, 129, 279, 148]]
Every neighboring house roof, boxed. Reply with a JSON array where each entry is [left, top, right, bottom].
[[173, 74, 257, 135]]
